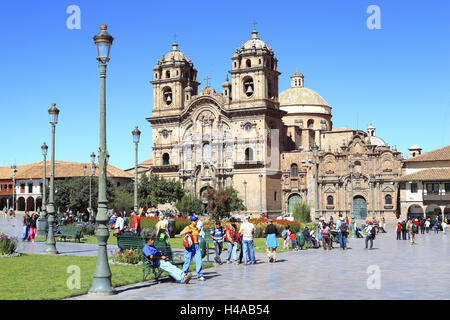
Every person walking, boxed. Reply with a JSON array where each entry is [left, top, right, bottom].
[[433, 220, 439, 234], [401, 220, 407, 240], [113, 212, 125, 248], [180, 216, 205, 281], [442, 219, 447, 234], [239, 216, 256, 265], [210, 220, 224, 265], [336, 216, 348, 250], [406, 219, 412, 240], [156, 215, 170, 244], [264, 219, 278, 262], [425, 218, 431, 233], [410, 219, 419, 244], [365, 221, 376, 249], [282, 225, 291, 249], [321, 222, 332, 250], [22, 211, 30, 241], [224, 217, 239, 264], [396, 222, 402, 240], [420, 218, 425, 234], [28, 212, 38, 243]]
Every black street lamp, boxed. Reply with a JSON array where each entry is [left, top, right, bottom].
[[37, 142, 48, 237], [89, 24, 115, 296], [132, 126, 141, 213], [45, 103, 59, 254], [11, 164, 17, 212]]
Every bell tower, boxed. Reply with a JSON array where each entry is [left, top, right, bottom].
[[229, 28, 280, 109], [151, 40, 200, 118]]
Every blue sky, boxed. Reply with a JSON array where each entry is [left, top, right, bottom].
[[0, 0, 449, 170]]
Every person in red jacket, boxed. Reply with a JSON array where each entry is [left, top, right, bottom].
[[224, 217, 238, 264], [396, 222, 402, 240]]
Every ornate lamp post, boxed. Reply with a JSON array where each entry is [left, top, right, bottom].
[[89, 152, 97, 223], [132, 126, 141, 213], [349, 163, 355, 238], [37, 142, 48, 237], [89, 24, 115, 295], [243, 180, 247, 214], [11, 164, 17, 212], [311, 143, 320, 238], [45, 103, 59, 254], [259, 173, 263, 217]]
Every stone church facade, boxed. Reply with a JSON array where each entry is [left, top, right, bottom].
[[147, 29, 402, 221]]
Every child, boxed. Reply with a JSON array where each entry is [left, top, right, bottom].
[[290, 232, 297, 251], [282, 226, 291, 249]]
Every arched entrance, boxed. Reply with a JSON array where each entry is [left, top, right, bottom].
[[288, 194, 302, 215], [36, 197, 42, 211], [353, 196, 367, 220], [26, 197, 35, 211], [407, 204, 424, 220], [18, 197, 25, 211], [426, 204, 441, 221]]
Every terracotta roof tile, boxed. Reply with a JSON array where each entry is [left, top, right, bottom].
[[394, 168, 450, 182], [0, 161, 132, 180], [404, 145, 450, 162]]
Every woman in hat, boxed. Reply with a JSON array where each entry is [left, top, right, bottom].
[[264, 219, 278, 263], [180, 216, 205, 281]]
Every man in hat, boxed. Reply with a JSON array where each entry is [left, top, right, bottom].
[[143, 232, 192, 284], [180, 216, 205, 281]]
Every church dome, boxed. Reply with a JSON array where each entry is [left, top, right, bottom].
[[280, 87, 329, 106], [242, 29, 269, 52], [367, 136, 387, 147], [164, 42, 187, 62]]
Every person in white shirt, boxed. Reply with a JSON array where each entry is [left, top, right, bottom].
[[114, 212, 125, 248], [196, 218, 205, 239], [365, 221, 376, 249], [442, 219, 447, 234], [425, 219, 431, 233], [239, 217, 256, 264]]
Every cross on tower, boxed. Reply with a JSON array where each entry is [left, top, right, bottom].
[[204, 76, 211, 87], [173, 33, 177, 43], [252, 21, 258, 30]]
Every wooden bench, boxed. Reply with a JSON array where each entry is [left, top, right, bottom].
[[117, 236, 145, 252], [142, 239, 184, 282], [57, 225, 83, 242]]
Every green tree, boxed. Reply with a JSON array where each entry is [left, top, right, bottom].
[[226, 187, 246, 212], [174, 194, 203, 216], [292, 201, 312, 223], [111, 183, 134, 211], [138, 174, 184, 208], [49, 177, 115, 213]]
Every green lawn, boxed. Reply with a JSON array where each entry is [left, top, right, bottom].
[[0, 253, 213, 300]]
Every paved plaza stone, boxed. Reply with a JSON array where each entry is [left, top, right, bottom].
[[1, 215, 448, 300]]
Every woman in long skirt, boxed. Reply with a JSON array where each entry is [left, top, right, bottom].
[[264, 219, 278, 263]]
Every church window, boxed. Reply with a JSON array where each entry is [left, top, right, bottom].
[[203, 143, 211, 161], [244, 122, 252, 131], [162, 130, 169, 139], [259, 59, 261, 65], [166, 70, 170, 78], [245, 148, 253, 161], [234, 62, 237, 68], [291, 163, 298, 177], [246, 59, 251, 68], [327, 195, 334, 205], [162, 153, 170, 165], [163, 87, 172, 105], [385, 194, 392, 205], [243, 77, 254, 97], [274, 192, 277, 201], [307, 119, 314, 129], [176, 70, 179, 76], [155, 73, 158, 79]]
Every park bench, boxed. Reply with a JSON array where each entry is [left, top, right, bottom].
[[117, 236, 145, 252], [142, 239, 184, 282], [57, 225, 83, 243]]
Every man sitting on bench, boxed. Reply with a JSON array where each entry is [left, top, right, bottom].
[[143, 232, 192, 284]]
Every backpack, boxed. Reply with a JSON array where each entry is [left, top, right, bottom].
[[282, 229, 287, 239], [340, 222, 348, 234], [412, 225, 418, 234], [183, 233, 194, 249], [370, 226, 376, 237], [401, 221, 406, 231]]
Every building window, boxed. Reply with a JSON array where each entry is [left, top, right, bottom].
[[163, 87, 173, 105], [117, 182, 121, 187], [385, 194, 392, 205], [245, 148, 253, 161], [9, 184, 12, 190], [28, 184, 33, 193], [411, 183, 418, 193], [20, 184, 25, 193], [291, 163, 298, 177], [445, 183, 450, 193], [243, 77, 254, 97], [327, 195, 334, 205], [307, 119, 314, 129], [166, 70, 170, 78], [274, 192, 277, 201], [246, 59, 251, 68], [426, 183, 439, 195], [203, 143, 211, 161], [162, 153, 170, 165], [244, 122, 252, 131]]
